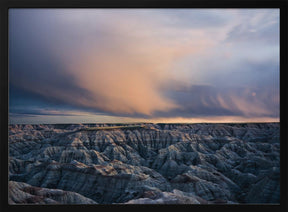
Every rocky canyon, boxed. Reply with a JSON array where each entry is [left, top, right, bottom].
[[8, 123, 280, 204]]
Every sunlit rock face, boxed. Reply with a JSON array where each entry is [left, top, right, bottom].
[[8, 123, 280, 204]]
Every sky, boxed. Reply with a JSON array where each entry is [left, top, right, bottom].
[[8, 9, 280, 124]]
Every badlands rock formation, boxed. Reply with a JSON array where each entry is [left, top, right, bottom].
[[8, 181, 97, 204], [8, 123, 280, 204]]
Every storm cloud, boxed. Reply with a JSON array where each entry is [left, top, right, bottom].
[[9, 9, 279, 123]]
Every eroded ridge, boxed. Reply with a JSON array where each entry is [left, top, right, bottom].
[[9, 123, 280, 204]]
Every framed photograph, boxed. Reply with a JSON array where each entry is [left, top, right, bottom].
[[1, 0, 287, 211]]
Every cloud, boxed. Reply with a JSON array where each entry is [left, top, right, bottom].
[[9, 9, 212, 116], [226, 9, 279, 44], [64, 36, 192, 116], [9, 9, 280, 122], [158, 84, 279, 118]]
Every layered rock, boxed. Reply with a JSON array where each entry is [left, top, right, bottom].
[[8, 181, 97, 204], [9, 123, 280, 204]]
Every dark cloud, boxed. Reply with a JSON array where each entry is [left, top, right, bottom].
[[8, 9, 280, 123], [156, 84, 279, 118]]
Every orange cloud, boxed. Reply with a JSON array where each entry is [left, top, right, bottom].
[[61, 23, 210, 116], [214, 92, 275, 117]]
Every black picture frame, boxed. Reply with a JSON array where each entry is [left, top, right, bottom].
[[1, 0, 287, 212]]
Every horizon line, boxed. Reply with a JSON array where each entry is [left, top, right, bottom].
[[8, 121, 280, 125]]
